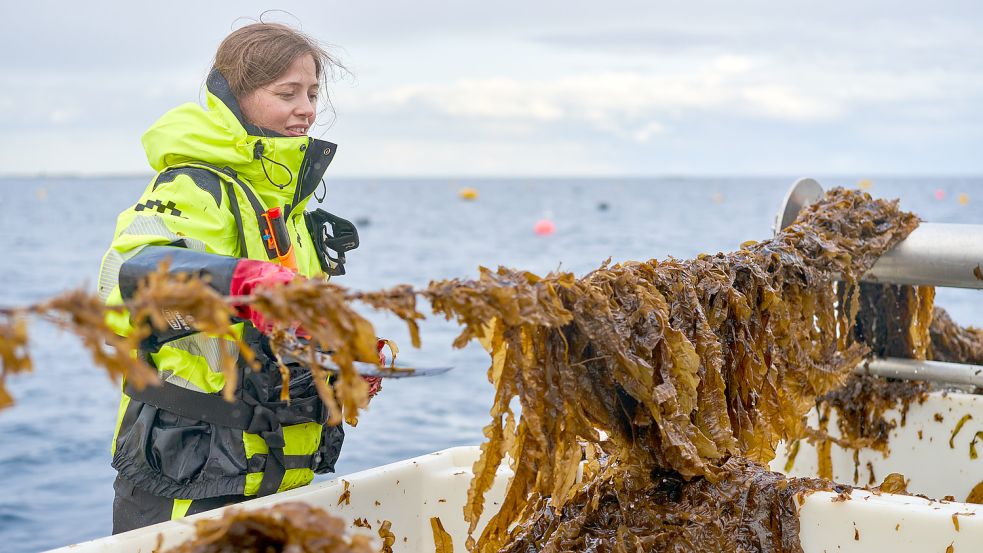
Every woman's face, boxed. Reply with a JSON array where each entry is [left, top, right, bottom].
[[240, 53, 319, 137]]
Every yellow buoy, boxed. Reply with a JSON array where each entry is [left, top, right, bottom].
[[959, 193, 970, 206], [858, 179, 873, 190], [458, 187, 478, 201]]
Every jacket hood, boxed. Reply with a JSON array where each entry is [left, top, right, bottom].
[[142, 70, 336, 212]]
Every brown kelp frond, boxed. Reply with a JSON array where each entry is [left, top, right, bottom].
[[162, 502, 378, 553], [42, 290, 158, 390], [501, 456, 839, 553], [809, 374, 930, 456], [0, 312, 31, 409], [412, 188, 919, 551], [854, 283, 936, 359], [126, 263, 244, 399], [249, 278, 379, 425], [929, 306, 983, 364], [0, 272, 393, 416], [354, 285, 425, 348], [793, 281, 935, 477]]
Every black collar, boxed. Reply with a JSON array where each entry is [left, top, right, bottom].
[[206, 69, 286, 138]]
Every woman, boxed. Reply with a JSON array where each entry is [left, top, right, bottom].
[[97, 22, 368, 533]]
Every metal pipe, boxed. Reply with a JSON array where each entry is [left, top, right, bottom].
[[774, 180, 983, 387], [865, 223, 983, 290], [775, 179, 983, 290], [855, 357, 983, 388]]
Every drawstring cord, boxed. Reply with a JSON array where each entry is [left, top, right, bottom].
[[253, 141, 293, 189], [314, 178, 326, 203]]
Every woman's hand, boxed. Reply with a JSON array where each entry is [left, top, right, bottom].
[[229, 259, 298, 332]]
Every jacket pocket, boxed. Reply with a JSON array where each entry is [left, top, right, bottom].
[[149, 409, 210, 484]]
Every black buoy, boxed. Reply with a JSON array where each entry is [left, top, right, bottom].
[[597, 201, 609, 212], [355, 216, 371, 227]]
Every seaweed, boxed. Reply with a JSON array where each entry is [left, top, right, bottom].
[[0, 266, 389, 425], [876, 473, 909, 495], [968, 481, 983, 504], [930, 307, 983, 365], [816, 284, 978, 466], [378, 520, 396, 553], [0, 313, 30, 409], [162, 502, 377, 553], [1, 187, 969, 552], [499, 457, 831, 553], [809, 374, 929, 456], [431, 517, 454, 553], [853, 283, 935, 360], [796, 277, 935, 476], [424, 188, 920, 552], [0, 289, 160, 409], [949, 414, 973, 449], [797, 274, 983, 480]]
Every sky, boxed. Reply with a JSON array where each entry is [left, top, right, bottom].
[[2, 0, 982, 177]]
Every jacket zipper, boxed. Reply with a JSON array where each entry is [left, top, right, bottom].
[[285, 138, 314, 219]]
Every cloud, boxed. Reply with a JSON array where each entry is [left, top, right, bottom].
[[346, 54, 849, 142], [48, 109, 80, 125], [1, 1, 981, 175], [333, 137, 621, 176], [532, 27, 748, 55], [632, 121, 665, 143], [741, 86, 842, 121]]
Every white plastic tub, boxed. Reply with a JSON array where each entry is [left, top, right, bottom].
[[46, 447, 511, 553], [46, 392, 983, 552], [772, 389, 983, 552], [772, 390, 983, 502]]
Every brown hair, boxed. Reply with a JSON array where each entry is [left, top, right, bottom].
[[213, 22, 347, 117]]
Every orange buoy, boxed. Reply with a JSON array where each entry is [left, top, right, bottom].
[[458, 187, 479, 200], [533, 219, 556, 236]]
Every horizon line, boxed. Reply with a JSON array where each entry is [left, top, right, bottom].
[[1, 172, 981, 181]]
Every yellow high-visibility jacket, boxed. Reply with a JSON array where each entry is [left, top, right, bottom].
[[98, 70, 343, 499]]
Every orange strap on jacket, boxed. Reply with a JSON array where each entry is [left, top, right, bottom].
[[261, 206, 298, 271]]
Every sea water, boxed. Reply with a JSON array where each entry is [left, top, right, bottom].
[[0, 176, 980, 552]]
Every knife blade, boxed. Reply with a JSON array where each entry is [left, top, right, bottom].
[[275, 337, 452, 379]]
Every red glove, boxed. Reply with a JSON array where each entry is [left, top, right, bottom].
[[229, 259, 296, 333], [364, 376, 383, 398], [363, 338, 387, 399]]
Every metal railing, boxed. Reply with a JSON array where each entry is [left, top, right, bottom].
[[776, 178, 983, 388]]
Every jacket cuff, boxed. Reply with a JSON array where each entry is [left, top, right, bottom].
[[119, 245, 240, 300]]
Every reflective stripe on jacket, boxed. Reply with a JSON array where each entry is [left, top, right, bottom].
[[98, 70, 343, 500]]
